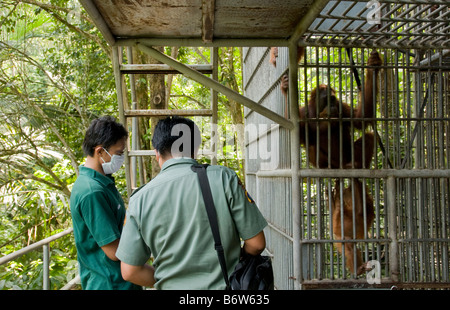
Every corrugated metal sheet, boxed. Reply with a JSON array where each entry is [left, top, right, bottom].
[[243, 45, 295, 289]]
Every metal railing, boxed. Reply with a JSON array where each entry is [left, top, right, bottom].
[[0, 228, 78, 290]]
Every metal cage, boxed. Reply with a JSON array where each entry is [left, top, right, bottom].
[[244, 1, 449, 290]]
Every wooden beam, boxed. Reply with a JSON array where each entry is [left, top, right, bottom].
[[128, 149, 214, 157], [115, 38, 289, 48], [137, 44, 294, 130], [112, 47, 132, 196], [79, 0, 116, 45], [288, 0, 329, 46], [120, 64, 213, 74], [124, 109, 213, 117], [128, 150, 156, 156], [202, 0, 215, 43]]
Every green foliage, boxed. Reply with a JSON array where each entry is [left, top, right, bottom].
[[167, 46, 245, 179], [0, 1, 247, 290], [0, 0, 112, 290]]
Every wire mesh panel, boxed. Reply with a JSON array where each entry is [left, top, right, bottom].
[[244, 43, 450, 289], [303, 0, 450, 50]]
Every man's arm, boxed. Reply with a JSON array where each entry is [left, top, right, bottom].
[[101, 239, 120, 261], [121, 262, 156, 287], [243, 230, 266, 256]]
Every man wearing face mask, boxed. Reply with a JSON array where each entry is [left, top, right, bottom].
[[70, 116, 141, 290]]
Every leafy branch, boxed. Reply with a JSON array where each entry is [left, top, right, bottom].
[[10, 0, 111, 58]]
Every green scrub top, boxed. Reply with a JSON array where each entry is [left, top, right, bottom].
[[116, 158, 268, 290], [70, 165, 141, 290]]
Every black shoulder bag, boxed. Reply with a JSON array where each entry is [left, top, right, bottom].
[[191, 164, 274, 290]]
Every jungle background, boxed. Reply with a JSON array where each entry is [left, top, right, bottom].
[[0, 0, 244, 290]]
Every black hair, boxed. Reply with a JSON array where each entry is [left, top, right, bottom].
[[82, 116, 128, 157], [151, 116, 201, 158]]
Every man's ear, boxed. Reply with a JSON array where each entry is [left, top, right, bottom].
[[94, 146, 103, 158]]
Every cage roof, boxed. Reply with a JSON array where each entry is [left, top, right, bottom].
[[80, 0, 450, 49]]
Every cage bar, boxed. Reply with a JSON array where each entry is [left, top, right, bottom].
[[244, 37, 450, 289]]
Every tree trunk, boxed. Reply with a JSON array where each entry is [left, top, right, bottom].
[[219, 47, 245, 181], [149, 47, 167, 178], [132, 46, 167, 180]]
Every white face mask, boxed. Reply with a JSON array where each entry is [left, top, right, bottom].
[[101, 148, 125, 175]]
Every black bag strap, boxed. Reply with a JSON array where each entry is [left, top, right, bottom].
[[191, 164, 230, 289]]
